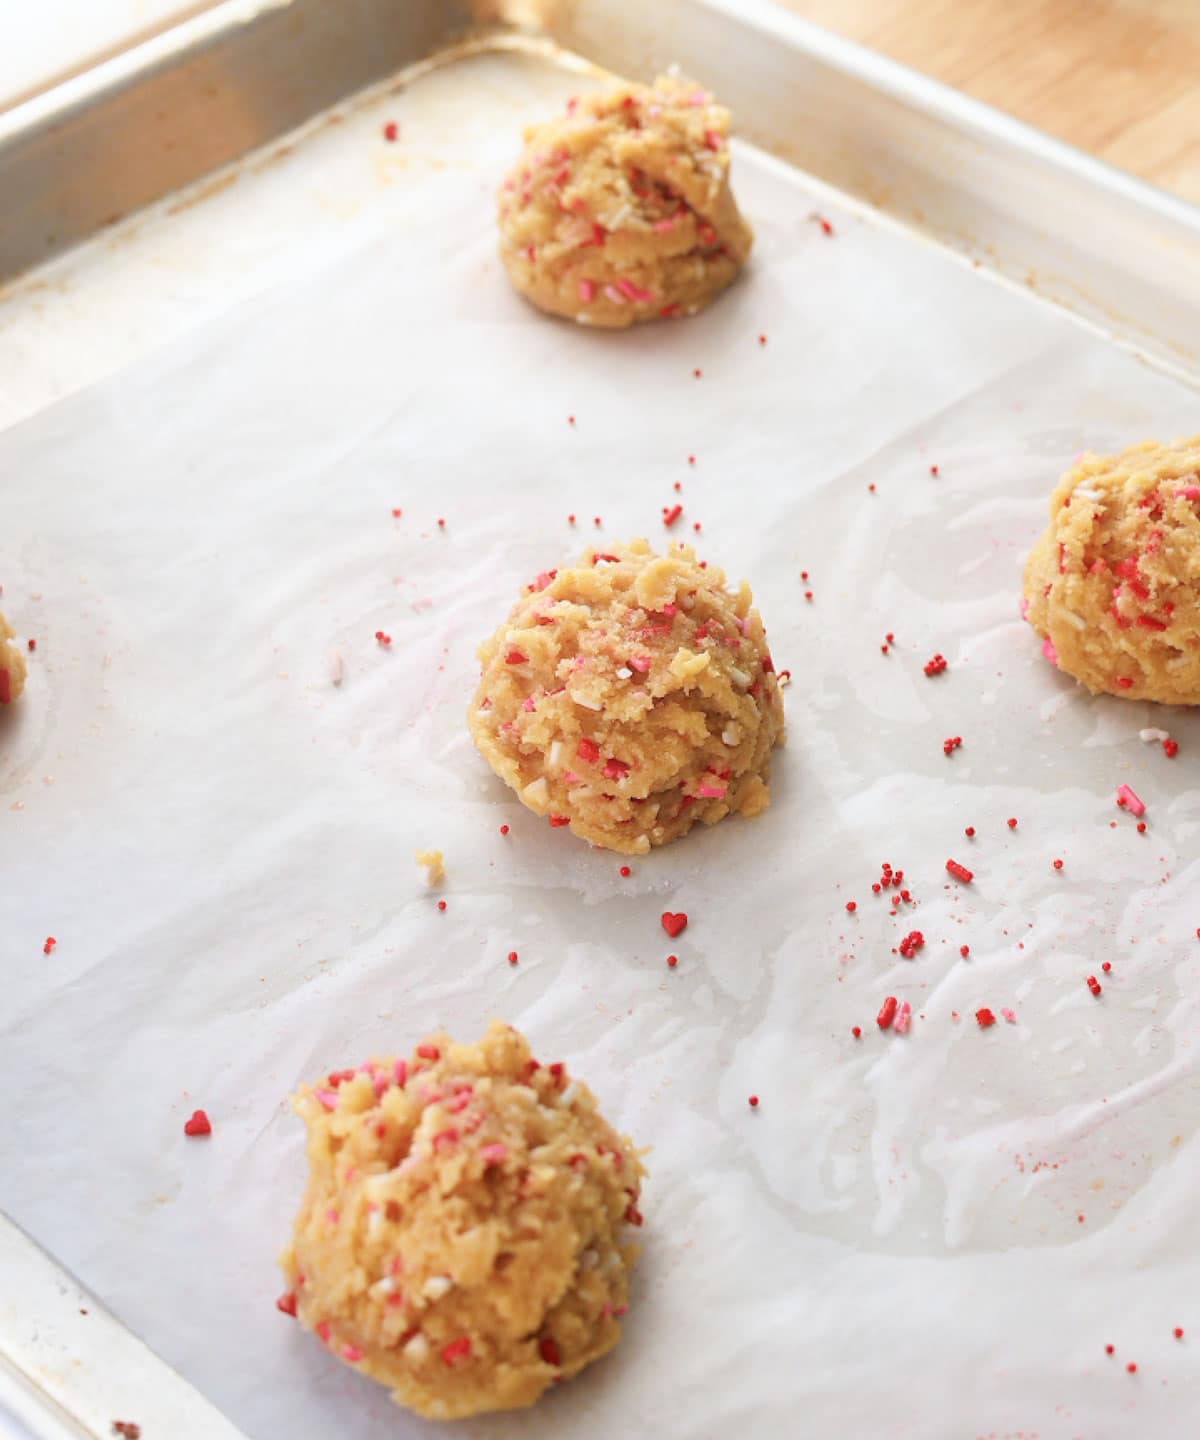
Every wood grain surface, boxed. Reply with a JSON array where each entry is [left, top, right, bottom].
[[777, 0, 1200, 203]]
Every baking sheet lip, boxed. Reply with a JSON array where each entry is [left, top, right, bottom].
[[691, 0, 1200, 241]]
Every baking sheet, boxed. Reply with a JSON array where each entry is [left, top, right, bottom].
[[3, 43, 1200, 1440]]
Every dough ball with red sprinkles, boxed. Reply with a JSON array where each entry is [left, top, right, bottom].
[[280, 1021, 645, 1420], [469, 539, 785, 855], [0, 612, 27, 706], [1023, 435, 1200, 703], [496, 74, 753, 329]]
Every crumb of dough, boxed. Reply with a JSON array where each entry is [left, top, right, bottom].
[[1023, 435, 1200, 704], [0, 613, 27, 706], [280, 1020, 645, 1421], [497, 73, 753, 328], [415, 849, 445, 886], [468, 538, 786, 855]]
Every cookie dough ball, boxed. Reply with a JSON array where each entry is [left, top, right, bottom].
[[280, 1021, 645, 1421], [468, 538, 786, 854], [0, 614, 26, 706], [1024, 435, 1200, 703], [497, 72, 753, 328]]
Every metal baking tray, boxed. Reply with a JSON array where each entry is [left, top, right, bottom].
[[2, 3, 1199, 1438]]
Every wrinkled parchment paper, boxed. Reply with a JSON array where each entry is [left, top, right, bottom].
[[3, 45, 1200, 1440]]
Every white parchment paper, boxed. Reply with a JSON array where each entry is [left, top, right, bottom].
[[3, 46, 1200, 1440]]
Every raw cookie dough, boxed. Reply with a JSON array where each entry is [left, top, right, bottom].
[[497, 72, 754, 328], [0, 613, 26, 706], [280, 1020, 645, 1421], [468, 538, 786, 854], [415, 849, 445, 886], [1024, 435, 1200, 704]]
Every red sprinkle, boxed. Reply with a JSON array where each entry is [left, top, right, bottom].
[[1007, 817, 1018, 829], [183, 1109, 212, 1138], [965, 826, 976, 837], [1137, 822, 1147, 833], [507, 951, 518, 965], [1102, 961, 1111, 972], [1106, 1344, 1115, 1355], [943, 736, 963, 756], [661, 911, 688, 939], [27, 638, 36, 652], [383, 121, 399, 142], [845, 901, 857, 913], [851, 1026, 862, 1039], [758, 334, 767, 345], [688, 455, 696, 466], [1086, 975, 1102, 996], [975, 1008, 996, 1029], [877, 996, 898, 1030], [437, 518, 446, 528], [374, 631, 392, 647], [693, 368, 702, 379], [1175, 1327, 1184, 1340], [666, 954, 678, 968], [549, 815, 571, 828], [43, 936, 57, 955], [437, 900, 447, 912], [276, 1291, 298, 1317], [923, 653, 948, 677], [112, 1426, 141, 1440], [930, 464, 939, 476], [1127, 1362, 1137, 1374], [500, 824, 509, 835], [960, 945, 970, 958], [1053, 858, 1063, 870], [946, 859, 973, 884], [442, 1338, 472, 1366], [619, 865, 631, 877], [568, 514, 576, 525], [505, 649, 528, 665], [1164, 738, 1179, 758], [663, 504, 684, 528], [748, 1094, 759, 1108], [539, 1336, 562, 1367], [391, 507, 402, 518], [416, 1044, 440, 1061], [898, 930, 925, 959]]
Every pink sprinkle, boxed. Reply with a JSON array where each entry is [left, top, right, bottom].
[[697, 784, 727, 798], [315, 1089, 339, 1111], [1177, 485, 1200, 500], [394, 1059, 408, 1087], [480, 1143, 508, 1164], [893, 1000, 912, 1035], [1020, 598, 1030, 621], [1116, 784, 1146, 817], [653, 217, 677, 233], [615, 278, 654, 303], [628, 655, 652, 673], [1042, 635, 1059, 665], [1001, 1007, 1017, 1024], [703, 129, 721, 151], [342, 1345, 363, 1363], [578, 278, 595, 303]]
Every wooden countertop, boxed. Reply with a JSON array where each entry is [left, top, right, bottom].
[[778, 0, 1200, 204]]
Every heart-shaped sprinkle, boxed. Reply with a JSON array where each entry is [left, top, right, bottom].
[[183, 1109, 212, 1137], [661, 911, 688, 939]]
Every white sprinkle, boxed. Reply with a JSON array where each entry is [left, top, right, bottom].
[[1139, 727, 1170, 742], [328, 649, 344, 686], [403, 1333, 430, 1361], [571, 691, 603, 710], [680, 595, 695, 610], [423, 1276, 453, 1300], [728, 666, 751, 691], [722, 726, 739, 746], [560, 1082, 580, 1107], [523, 777, 550, 805], [548, 740, 564, 767], [616, 666, 633, 680], [369, 1276, 396, 1298], [367, 1208, 385, 1238], [1064, 611, 1087, 630]]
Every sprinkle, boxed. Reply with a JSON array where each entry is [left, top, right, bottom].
[[1116, 784, 1145, 817], [1006, 817, 1018, 829], [314, 1089, 339, 1111], [342, 1344, 364, 1363], [481, 1143, 508, 1165], [578, 279, 595, 303], [851, 1026, 862, 1039], [666, 954, 678, 968], [663, 504, 683, 528], [876, 996, 898, 1030], [549, 815, 571, 828], [893, 1000, 912, 1035], [693, 368, 702, 379], [960, 945, 970, 957], [505, 649, 527, 665], [1106, 1344, 1115, 1355], [507, 950, 518, 965], [1137, 821, 1147, 833], [499, 824, 509, 835], [811, 214, 834, 235], [661, 911, 688, 938], [943, 736, 963, 756], [539, 1336, 563, 1367], [437, 899, 447, 912], [946, 859, 973, 884], [923, 653, 948, 677], [1001, 1007, 1017, 1023], [276, 1291, 298, 1317], [930, 464, 939, 476], [568, 514, 576, 525], [1102, 961, 1111, 972], [748, 1094, 759, 1108], [1127, 1362, 1137, 1374], [112, 1426, 141, 1440], [1164, 738, 1179, 758], [1175, 1327, 1184, 1339], [27, 638, 36, 652], [898, 931, 924, 959], [437, 518, 446, 528], [577, 737, 600, 763], [183, 1109, 212, 1137], [441, 1337, 473, 1366], [688, 455, 696, 466], [758, 334, 767, 345], [593, 516, 602, 526], [416, 1044, 440, 1061], [43, 936, 57, 955], [975, 1008, 996, 1029], [845, 901, 857, 913], [1086, 975, 1102, 997], [383, 121, 399, 142], [1053, 858, 1063, 870]]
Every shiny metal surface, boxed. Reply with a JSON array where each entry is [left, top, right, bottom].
[[0, 0, 472, 282]]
